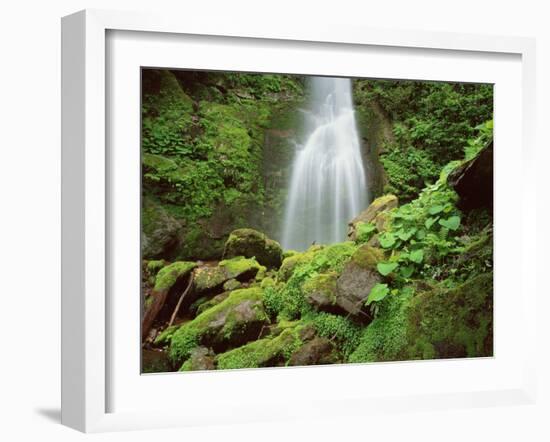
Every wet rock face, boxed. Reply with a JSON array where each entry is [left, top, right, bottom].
[[447, 141, 493, 212], [223, 228, 283, 269]]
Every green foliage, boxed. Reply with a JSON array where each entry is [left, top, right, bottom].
[[310, 312, 362, 358], [366, 283, 390, 306], [356, 222, 377, 243], [349, 287, 413, 363], [377, 262, 398, 276], [354, 79, 493, 201], [141, 69, 305, 259]]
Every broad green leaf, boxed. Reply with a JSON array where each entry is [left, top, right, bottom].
[[366, 283, 390, 306], [416, 229, 426, 240], [377, 262, 399, 276], [428, 205, 444, 215], [409, 249, 424, 264], [439, 216, 461, 231], [379, 233, 396, 249], [397, 228, 416, 241], [400, 265, 415, 278], [356, 222, 376, 242], [425, 217, 438, 229]]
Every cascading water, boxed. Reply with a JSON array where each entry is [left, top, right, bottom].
[[281, 77, 368, 251]]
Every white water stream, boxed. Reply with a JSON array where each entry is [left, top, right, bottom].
[[281, 77, 368, 250]]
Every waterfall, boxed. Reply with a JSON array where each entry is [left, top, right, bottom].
[[281, 76, 368, 251]]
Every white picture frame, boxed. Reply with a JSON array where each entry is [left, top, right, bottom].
[[61, 9, 538, 433]]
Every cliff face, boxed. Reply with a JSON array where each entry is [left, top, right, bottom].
[[141, 69, 305, 261]]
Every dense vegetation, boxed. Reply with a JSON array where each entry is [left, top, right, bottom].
[[141, 70, 493, 373]]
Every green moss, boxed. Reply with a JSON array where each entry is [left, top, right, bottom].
[[194, 257, 262, 293], [146, 259, 166, 275], [309, 312, 362, 358], [349, 288, 413, 363], [169, 287, 268, 364], [406, 273, 493, 359], [223, 279, 242, 291], [216, 325, 304, 370], [302, 272, 338, 307], [154, 261, 197, 291], [154, 324, 180, 346], [219, 256, 263, 277], [351, 245, 385, 269]]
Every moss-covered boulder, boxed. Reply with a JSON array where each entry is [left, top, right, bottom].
[[348, 194, 398, 240], [142, 261, 197, 340], [216, 325, 305, 370], [195, 292, 231, 316], [406, 273, 493, 359], [179, 347, 216, 371], [349, 273, 493, 363], [169, 287, 269, 364], [334, 245, 384, 317], [193, 256, 263, 293], [288, 337, 341, 366], [303, 272, 338, 312], [277, 245, 322, 282], [223, 228, 283, 269]]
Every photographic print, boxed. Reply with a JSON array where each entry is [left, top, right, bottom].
[[140, 69, 493, 373]]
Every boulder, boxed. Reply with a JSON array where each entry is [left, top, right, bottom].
[[193, 256, 263, 293], [169, 287, 270, 363], [223, 228, 283, 269], [348, 194, 398, 240], [335, 245, 384, 317], [179, 347, 216, 371], [303, 272, 339, 312], [141, 261, 197, 341], [216, 324, 306, 370], [447, 141, 493, 212], [288, 337, 340, 366]]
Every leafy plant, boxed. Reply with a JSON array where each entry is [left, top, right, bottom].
[[366, 283, 390, 306], [377, 262, 399, 276]]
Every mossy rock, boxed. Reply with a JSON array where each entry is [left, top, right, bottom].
[[303, 272, 338, 312], [406, 273, 493, 359], [193, 257, 263, 293], [223, 279, 242, 291], [215, 325, 305, 370], [350, 244, 385, 270], [288, 337, 341, 366], [335, 249, 382, 317], [154, 261, 197, 291], [179, 347, 216, 371], [223, 228, 283, 269], [277, 245, 322, 282], [169, 287, 269, 364], [195, 292, 231, 316], [348, 194, 398, 240], [154, 324, 180, 346], [349, 274, 493, 363]]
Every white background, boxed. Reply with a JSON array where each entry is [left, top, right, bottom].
[[1, 0, 548, 441]]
